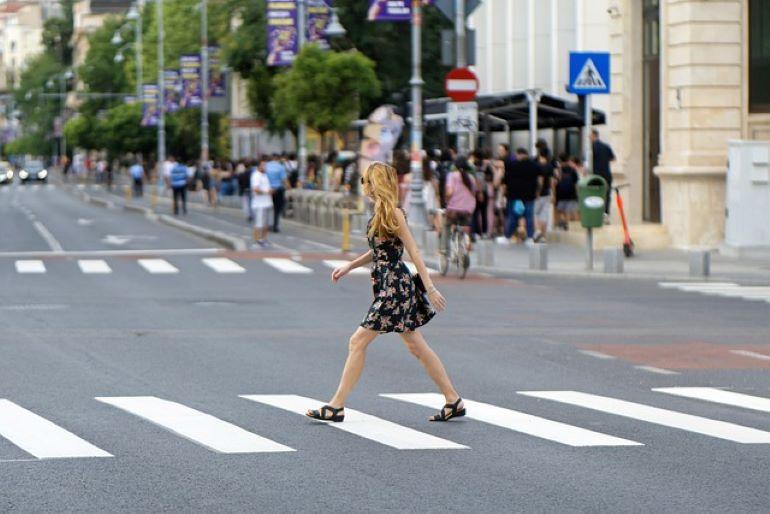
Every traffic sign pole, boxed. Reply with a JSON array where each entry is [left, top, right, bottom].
[[584, 94, 592, 173], [455, 0, 469, 156]]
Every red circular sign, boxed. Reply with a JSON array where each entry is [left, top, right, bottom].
[[444, 67, 479, 102]]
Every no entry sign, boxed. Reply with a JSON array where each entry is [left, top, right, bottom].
[[445, 67, 478, 102]]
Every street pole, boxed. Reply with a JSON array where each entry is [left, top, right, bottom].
[[157, 0, 166, 186], [200, 0, 209, 163], [408, 0, 427, 239], [584, 94, 592, 173], [136, 7, 142, 99], [455, 0, 469, 157], [297, 0, 307, 185], [60, 76, 66, 163]]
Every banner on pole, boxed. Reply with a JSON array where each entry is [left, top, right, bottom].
[[140, 84, 159, 127], [267, 0, 298, 66], [367, 0, 433, 22], [179, 55, 202, 108], [307, 1, 331, 50], [163, 70, 180, 113], [208, 46, 226, 97]]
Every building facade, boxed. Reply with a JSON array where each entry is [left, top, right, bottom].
[[0, 2, 45, 91], [469, 0, 769, 249]]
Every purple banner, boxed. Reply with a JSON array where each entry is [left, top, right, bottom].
[[307, 1, 331, 50], [267, 0, 298, 66], [140, 84, 159, 127], [367, 0, 432, 21], [208, 46, 225, 97], [180, 54, 202, 108], [163, 70, 181, 113]]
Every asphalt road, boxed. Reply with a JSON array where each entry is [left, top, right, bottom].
[[1, 182, 769, 513]]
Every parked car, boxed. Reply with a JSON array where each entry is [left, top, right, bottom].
[[0, 162, 12, 186], [18, 160, 48, 183]]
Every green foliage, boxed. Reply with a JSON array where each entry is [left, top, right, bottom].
[[13, 53, 66, 156], [166, 108, 225, 162], [63, 114, 101, 151], [78, 16, 129, 116], [273, 46, 380, 135], [99, 103, 157, 159], [42, 0, 75, 66]]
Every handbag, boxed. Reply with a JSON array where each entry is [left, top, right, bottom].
[[411, 272, 428, 294]]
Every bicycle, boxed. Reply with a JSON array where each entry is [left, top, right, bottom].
[[438, 210, 471, 279]]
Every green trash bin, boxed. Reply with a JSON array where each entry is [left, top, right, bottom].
[[577, 175, 608, 229]]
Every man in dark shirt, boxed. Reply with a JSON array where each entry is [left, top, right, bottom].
[[503, 148, 542, 243], [591, 129, 616, 216]]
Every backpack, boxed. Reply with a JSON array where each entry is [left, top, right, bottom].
[[170, 164, 188, 188]]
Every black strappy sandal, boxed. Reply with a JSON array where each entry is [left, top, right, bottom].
[[306, 405, 345, 423], [429, 397, 466, 422]]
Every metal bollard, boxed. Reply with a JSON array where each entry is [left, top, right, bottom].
[[425, 230, 439, 257], [529, 243, 548, 270], [124, 184, 132, 202], [341, 208, 350, 253], [689, 250, 711, 278], [603, 248, 624, 274]]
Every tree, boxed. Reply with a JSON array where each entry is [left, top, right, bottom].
[[273, 46, 380, 143], [42, 0, 75, 66], [99, 103, 156, 159], [78, 16, 129, 116], [63, 113, 102, 152]]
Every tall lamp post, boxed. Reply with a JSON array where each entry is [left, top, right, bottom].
[[156, 0, 166, 182], [46, 69, 73, 164], [200, 0, 209, 164], [112, 2, 142, 99], [296, 1, 346, 185], [408, 0, 427, 237]]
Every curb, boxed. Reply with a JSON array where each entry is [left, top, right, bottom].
[[157, 214, 247, 251]]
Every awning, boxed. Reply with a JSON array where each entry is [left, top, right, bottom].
[[419, 90, 606, 130]]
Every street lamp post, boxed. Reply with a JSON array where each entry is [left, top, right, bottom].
[[408, 0, 427, 238], [112, 2, 142, 99], [156, 0, 166, 181], [200, 0, 209, 164], [48, 70, 73, 164], [297, 0, 308, 185]]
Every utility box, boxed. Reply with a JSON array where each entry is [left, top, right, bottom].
[[577, 175, 608, 229], [725, 140, 770, 253]]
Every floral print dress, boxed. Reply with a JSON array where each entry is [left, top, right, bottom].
[[360, 218, 436, 333]]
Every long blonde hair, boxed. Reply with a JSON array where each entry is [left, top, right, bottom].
[[364, 162, 400, 240]]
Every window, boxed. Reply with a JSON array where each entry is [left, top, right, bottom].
[[750, 0, 770, 112]]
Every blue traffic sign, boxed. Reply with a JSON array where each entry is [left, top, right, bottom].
[[568, 52, 611, 95]]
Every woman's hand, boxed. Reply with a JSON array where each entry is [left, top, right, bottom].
[[331, 264, 351, 283], [428, 288, 446, 312]]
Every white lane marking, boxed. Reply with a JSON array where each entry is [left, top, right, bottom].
[[32, 221, 64, 253], [578, 350, 616, 360], [137, 259, 179, 274], [519, 391, 770, 444], [202, 257, 246, 274], [15, 260, 46, 273], [381, 393, 640, 447], [242, 394, 467, 450], [653, 387, 770, 414], [78, 259, 112, 274], [634, 365, 680, 375], [76, 184, 86, 190], [404, 262, 437, 275], [262, 258, 313, 274], [729, 350, 770, 361], [0, 400, 112, 459], [0, 248, 221, 259], [95, 396, 293, 454], [659, 282, 738, 289], [323, 260, 370, 275]]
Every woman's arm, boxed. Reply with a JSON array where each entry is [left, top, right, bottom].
[[349, 250, 373, 269], [395, 209, 447, 311]]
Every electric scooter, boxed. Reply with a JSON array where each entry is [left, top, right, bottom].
[[614, 185, 635, 257]]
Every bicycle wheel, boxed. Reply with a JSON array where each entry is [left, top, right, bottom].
[[458, 233, 471, 279]]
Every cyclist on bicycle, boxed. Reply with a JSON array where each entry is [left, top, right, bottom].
[[441, 156, 477, 255]]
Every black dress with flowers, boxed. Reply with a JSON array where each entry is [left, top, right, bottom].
[[360, 217, 436, 333]]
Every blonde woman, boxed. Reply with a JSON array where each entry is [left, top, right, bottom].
[[306, 162, 465, 423]]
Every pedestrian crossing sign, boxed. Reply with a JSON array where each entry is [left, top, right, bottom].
[[568, 52, 611, 95]]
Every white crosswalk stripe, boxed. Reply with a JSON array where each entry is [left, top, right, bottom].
[[95, 396, 294, 454], [241, 394, 467, 450], [262, 258, 313, 274], [519, 391, 770, 444], [202, 257, 246, 273], [137, 259, 179, 274], [653, 387, 770, 414], [15, 260, 46, 273], [659, 282, 770, 303], [381, 393, 641, 447], [0, 400, 111, 459], [404, 262, 437, 275], [78, 259, 112, 274], [323, 260, 370, 275]]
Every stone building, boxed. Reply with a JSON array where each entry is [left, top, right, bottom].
[[0, 2, 45, 91], [469, 0, 768, 249]]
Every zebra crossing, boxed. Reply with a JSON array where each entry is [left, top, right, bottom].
[[659, 282, 770, 304], [2, 257, 391, 277], [1, 387, 768, 462]]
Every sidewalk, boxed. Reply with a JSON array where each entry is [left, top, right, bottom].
[[66, 178, 770, 284]]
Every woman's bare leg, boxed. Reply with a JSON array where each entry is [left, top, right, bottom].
[[399, 330, 460, 406], [327, 327, 379, 408]]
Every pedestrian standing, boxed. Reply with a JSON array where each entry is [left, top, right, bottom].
[[591, 129, 616, 220], [555, 153, 580, 229], [265, 154, 288, 232], [535, 150, 556, 242], [502, 148, 541, 245], [129, 159, 144, 198], [307, 161, 465, 424], [251, 158, 273, 247], [167, 156, 189, 215]]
